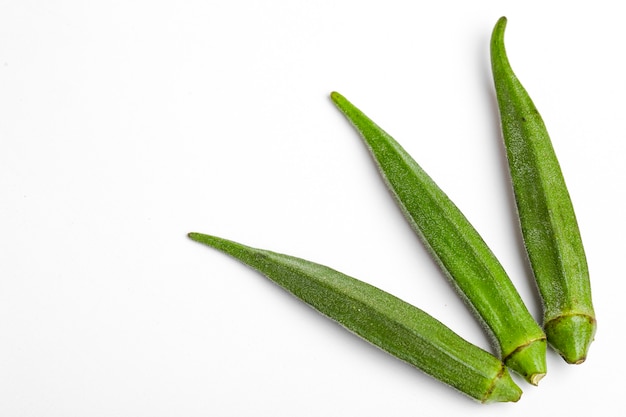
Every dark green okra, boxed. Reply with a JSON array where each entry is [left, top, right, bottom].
[[331, 92, 547, 384], [188, 232, 522, 403], [490, 17, 596, 364]]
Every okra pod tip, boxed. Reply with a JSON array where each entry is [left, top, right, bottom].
[[545, 314, 596, 365], [486, 367, 523, 403], [503, 338, 547, 385]]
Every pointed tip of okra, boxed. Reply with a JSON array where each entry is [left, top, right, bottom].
[[330, 91, 345, 104], [187, 232, 226, 249], [491, 16, 509, 60], [503, 338, 547, 386], [493, 16, 507, 36], [483, 366, 522, 404], [188, 232, 205, 242], [545, 314, 597, 364], [330, 91, 364, 126]]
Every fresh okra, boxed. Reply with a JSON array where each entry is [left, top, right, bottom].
[[188, 232, 522, 403], [490, 17, 596, 364], [331, 92, 547, 384]]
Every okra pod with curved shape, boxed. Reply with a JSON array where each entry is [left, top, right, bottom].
[[188, 232, 522, 403], [331, 92, 546, 384], [490, 17, 596, 364]]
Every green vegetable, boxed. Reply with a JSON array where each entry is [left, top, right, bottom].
[[330, 91, 547, 384], [188, 232, 522, 403], [490, 16, 596, 364]]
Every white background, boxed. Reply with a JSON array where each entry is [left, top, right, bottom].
[[1, 1, 624, 415]]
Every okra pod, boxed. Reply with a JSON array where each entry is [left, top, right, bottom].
[[331, 92, 547, 384], [490, 17, 596, 364], [188, 232, 522, 403]]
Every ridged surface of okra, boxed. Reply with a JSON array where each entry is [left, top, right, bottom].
[[490, 16, 596, 364], [188, 232, 522, 403], [331, 91, 547, 384]]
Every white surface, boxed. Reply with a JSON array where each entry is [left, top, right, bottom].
[[1, 1, 624, 415]]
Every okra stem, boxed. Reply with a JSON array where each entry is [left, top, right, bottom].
[[490, 16, 596, 364], [188, 232, 522, 403], [331, 91, 547, 384]]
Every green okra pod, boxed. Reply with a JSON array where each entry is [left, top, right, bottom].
[[188, 232, 522, 403], [331, 91, 547, 384], [490, 17, 596, 364]]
